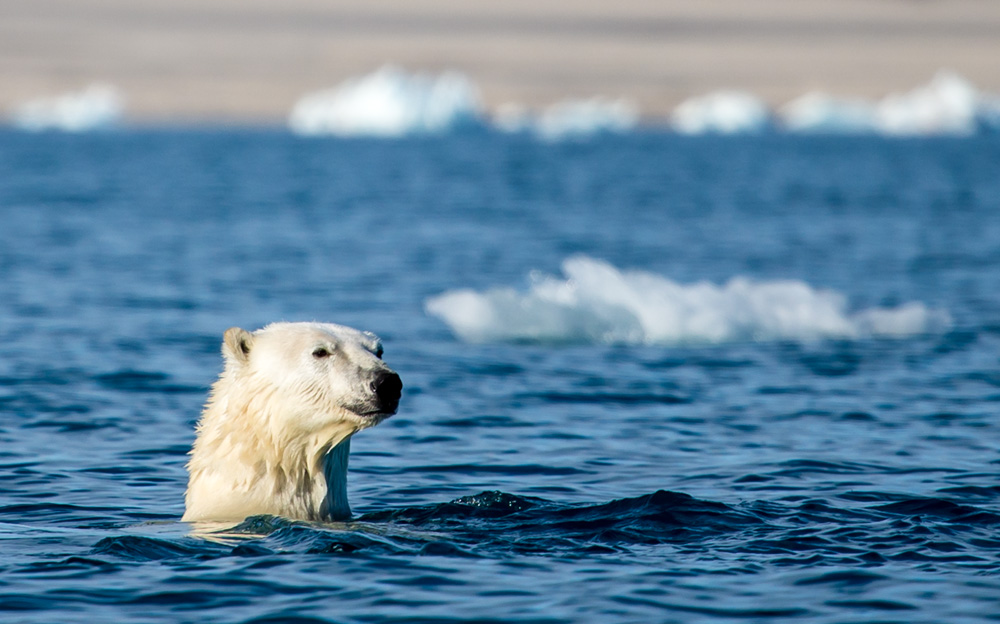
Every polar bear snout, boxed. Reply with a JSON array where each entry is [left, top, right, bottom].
[[371, 370, 402, 415]]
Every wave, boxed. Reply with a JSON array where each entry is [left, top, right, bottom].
[[11, 83, 124, 132], [288, 65, 483, 137], [425, 256, 951, 345], [164, 490, 762, 559], [82, 489, 1000, 565]]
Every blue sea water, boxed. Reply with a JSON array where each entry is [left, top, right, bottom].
[[1, 129, 1000, 623]]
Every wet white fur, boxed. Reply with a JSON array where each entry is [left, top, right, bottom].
[[183, 322, 395, 523]]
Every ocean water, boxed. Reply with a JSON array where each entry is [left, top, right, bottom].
[[1, 129, 1000, 623]]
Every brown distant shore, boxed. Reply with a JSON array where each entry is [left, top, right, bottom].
[[1, 0, 998, 123]]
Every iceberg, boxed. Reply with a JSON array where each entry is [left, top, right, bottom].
[[671, 91, 770, 135], [426, 256, 950, 346], [11, 83, 124, 132], [778, 92, 879, 134], [875, 70, 980, 136], [493, 97, 639, 140], [288, 65, 483, 137], [779, 72, 1000, 136], [686, 71, 1000, 137], [535, 98, 639, 140]]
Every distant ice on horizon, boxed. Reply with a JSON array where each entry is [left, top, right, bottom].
[[494, 97, 640, 141], [779, 93, 880, 134], [426, 256, 951, 346], [877, 71, 981, 136], [671, 91, 770, 135], [286, 67, 998, 139], [288, 65, 484, 137], [780, 71, 1000, 135], [11, 84, 123, 132]]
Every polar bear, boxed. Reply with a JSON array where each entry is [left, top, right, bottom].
[[182, 322, 402, 523]]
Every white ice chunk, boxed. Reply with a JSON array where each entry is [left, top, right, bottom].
[[671, 91, 770, 135], [493, 98, 639, 140], [875, 71, 980, 136], [780, 72, 1000, 136], [532, 98, 639, 140], [289, 65, 483, 137], [779, 92, 879, 134], [11, 83, 124, 132], [426, 256, 951, 345]]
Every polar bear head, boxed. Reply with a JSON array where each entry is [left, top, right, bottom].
[[183, 322, 402, 524], [221, 322, 402, 432]]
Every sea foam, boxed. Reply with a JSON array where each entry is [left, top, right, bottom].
[[288, 65, 483, 137], [11, 83, 124, 132], [425, 257, 950, 345]]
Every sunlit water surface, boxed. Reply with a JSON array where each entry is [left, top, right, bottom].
[[1, 130, 1000, 623]]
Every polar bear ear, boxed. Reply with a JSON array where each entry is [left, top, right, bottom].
[[222, 327, 254, 365]]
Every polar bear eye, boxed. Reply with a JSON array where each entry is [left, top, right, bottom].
[[312, 347, 332, 359]]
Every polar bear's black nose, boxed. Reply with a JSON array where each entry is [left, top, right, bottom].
[[372, 371, 402, 413]]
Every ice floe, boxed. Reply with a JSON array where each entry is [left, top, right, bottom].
[[495, 97, 640, 140], [779, 71, 1000, 136], [285, 67, 998, 139], [655, 71, 1000, 137], [11, 83, 124, 132], [426, 256, 951, 345], [875, 70, 981, 136], [671, 91, 770, 135], [779, 93, 880, 134], [288, 65, 484, 137]]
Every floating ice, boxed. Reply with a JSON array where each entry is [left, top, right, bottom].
[[875, 70, 981, 136], [536, 98, 639, 140], [11, 83, 124, 132], [495, 97, 639, 140], [671, 91, 770, 135], [778, 92, 879, 134], [288, 65, 483, 137], [426, 257, 950, 345], [683, 71, 1000, 137], [779, 72, 1000, 136]]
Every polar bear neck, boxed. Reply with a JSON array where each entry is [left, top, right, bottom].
[[183, 379, 359, 523]]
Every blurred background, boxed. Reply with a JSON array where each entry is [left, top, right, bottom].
[[2, 0, 998, 124]]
